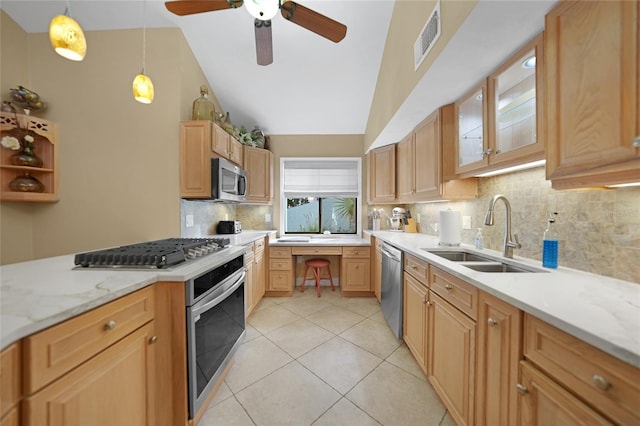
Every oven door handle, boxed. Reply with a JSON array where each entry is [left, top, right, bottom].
[[192, 270, 246, 317]]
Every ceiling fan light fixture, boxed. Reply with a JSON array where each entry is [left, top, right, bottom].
[[133, 72, 154, 104], [245, 0, 279, 21], [49, 6, 87, 61]]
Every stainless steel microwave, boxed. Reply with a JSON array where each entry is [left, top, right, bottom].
[[212, 157, 247, 202]]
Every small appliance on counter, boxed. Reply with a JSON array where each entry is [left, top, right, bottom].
[[217, 220, 242, 234], [389, 207, 407, 232]]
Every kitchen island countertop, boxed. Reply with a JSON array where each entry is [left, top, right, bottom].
[[0, 231, 275, 351]]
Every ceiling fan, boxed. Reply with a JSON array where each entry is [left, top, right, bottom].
[[165, 0, 347, 66]]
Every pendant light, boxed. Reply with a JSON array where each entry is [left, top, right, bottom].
[[49, 1, 87, 61], [132, 0, 154, 104]]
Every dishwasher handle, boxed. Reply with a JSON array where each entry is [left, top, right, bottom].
[[381, 244, 401, 262]]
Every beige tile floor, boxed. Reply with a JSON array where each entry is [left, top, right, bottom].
[[198, 288, 456, 426]]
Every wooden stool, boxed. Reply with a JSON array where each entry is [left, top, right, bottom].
[[302, 258, 335, 297]]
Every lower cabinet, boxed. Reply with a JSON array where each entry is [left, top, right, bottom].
[[23, 322, 157, 426], [340, 247, 371, 295], [518, 361, 613, 425], [267, 246, 293, 295], [372, 237, 382, 302], [403, 272, 429, 373], [520, 314, 640, 425], [253, 239, 266, 304], [245, 247, 256, 316], [475, 291, 522, 426], [0, 343, 20, 426], [16, 286, 163, 426], [429, 291, 476, 426]]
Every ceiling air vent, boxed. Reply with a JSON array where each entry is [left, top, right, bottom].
[[414, 0, 441, 70]]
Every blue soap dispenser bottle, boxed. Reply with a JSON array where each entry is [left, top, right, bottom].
[[542, 212, 559, 268]]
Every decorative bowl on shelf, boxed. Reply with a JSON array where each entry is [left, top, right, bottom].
[[9, 172, 44, 192]]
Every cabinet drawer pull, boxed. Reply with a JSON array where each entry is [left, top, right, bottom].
[[354, 250, 359, 255], [444, 284, 453, 290], [591, 374, 611, 391], [105, 320, 117, 330], [516, 383, 529, 395], [633, 136, 640, 148], [487, 318, 498, 326], [355, 265, 359, 269], [149, 336, 158, 344], [412, 266, 418, 270]]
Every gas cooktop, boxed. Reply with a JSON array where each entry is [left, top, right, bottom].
[[74, 238, 231, 269]]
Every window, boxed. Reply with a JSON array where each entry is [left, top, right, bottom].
[[281, 158, 361, 235]]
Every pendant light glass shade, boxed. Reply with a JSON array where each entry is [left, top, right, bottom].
[[133, 72, 154, 104], [245, 0, 279, 21], [49, 12, 86, 61]]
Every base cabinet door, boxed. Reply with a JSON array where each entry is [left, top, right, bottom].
[[253, 246, 265, 303], [403, 272, 428, 373], [476, 291, 522, 426], [23, 322, 156, 426], [428, 292, 476, 426], [518, 361, 613, 426], [373, 239, 382, 302], [245, 248, 256, 316], [341, 259, 371, 292]]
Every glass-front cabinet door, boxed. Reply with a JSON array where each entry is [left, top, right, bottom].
[[455, 82, 488, 175], [488, 33, 544, 167]]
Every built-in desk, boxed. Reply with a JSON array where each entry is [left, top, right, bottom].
[[267, 239, 372, 297]]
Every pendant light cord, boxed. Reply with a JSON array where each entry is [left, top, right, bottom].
[[141, 0, 147, 74]]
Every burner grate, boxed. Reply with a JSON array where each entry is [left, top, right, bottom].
[[74, 238, 230, 268]]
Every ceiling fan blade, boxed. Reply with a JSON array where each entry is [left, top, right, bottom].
[[165, 0, 243, 16], [255, 19, 273, 66], [280, 1, 346, 43]]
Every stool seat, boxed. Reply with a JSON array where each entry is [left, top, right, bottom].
[[302, 258, 335, 297]]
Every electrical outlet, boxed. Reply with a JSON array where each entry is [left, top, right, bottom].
[[185, 214, 194, 228], [463, 216, 472, 230], [265, 213, 271, 223], [416, 213, 421, 224]]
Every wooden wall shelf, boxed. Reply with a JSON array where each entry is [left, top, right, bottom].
[[0, 112, 59, 202]]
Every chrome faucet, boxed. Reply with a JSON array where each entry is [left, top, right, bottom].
[[484, 194, 521, 258]]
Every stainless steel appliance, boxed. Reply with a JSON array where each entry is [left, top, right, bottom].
[[185, 254, 245, 419], [212, 157, 247, 202], [74, 237, 231, 269], [389, 207, 407, 232], [381, 242, 403, 338], [217, 220, 242, 234]]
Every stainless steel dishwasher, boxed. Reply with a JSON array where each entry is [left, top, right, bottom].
[[381, 242, 403, 339]]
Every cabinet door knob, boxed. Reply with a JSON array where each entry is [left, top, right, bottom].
[[516, 383, 529, 395], [105, 320, 117, 330], [592, 374, 611, 391], [482, 148, 493, 158], [633, 136, 640, 148], [487, 318, 498, 326], [444, 284, 453, 290], [149, 336, 158, 344]]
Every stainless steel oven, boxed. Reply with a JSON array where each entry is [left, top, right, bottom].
[[185, 254, 245, 419]]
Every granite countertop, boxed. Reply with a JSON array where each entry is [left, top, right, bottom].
[[367, 230, 640, 369], [0, 231, 274, 351]]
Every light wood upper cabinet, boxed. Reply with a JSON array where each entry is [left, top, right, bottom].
[[455, 82, 489, 175], [488, 33, 544, 168], [243, 145, 273, 204], [368, 145, 396, 203], [212, 123, 243, 166], [179, 120, 212, 198], [397, 107, 477, 203], [545, 0, 640, 188]]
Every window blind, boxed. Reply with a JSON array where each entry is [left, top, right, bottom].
[[282, 158, 360, 198]]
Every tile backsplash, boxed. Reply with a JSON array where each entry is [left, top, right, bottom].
[[180, 200, 274, 238], [370, 167, 639, 283]]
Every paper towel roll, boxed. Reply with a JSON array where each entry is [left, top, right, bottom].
[[439, 210, 462, 246]]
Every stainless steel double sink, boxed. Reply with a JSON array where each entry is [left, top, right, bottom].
[[422, 249, 547, 273]]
